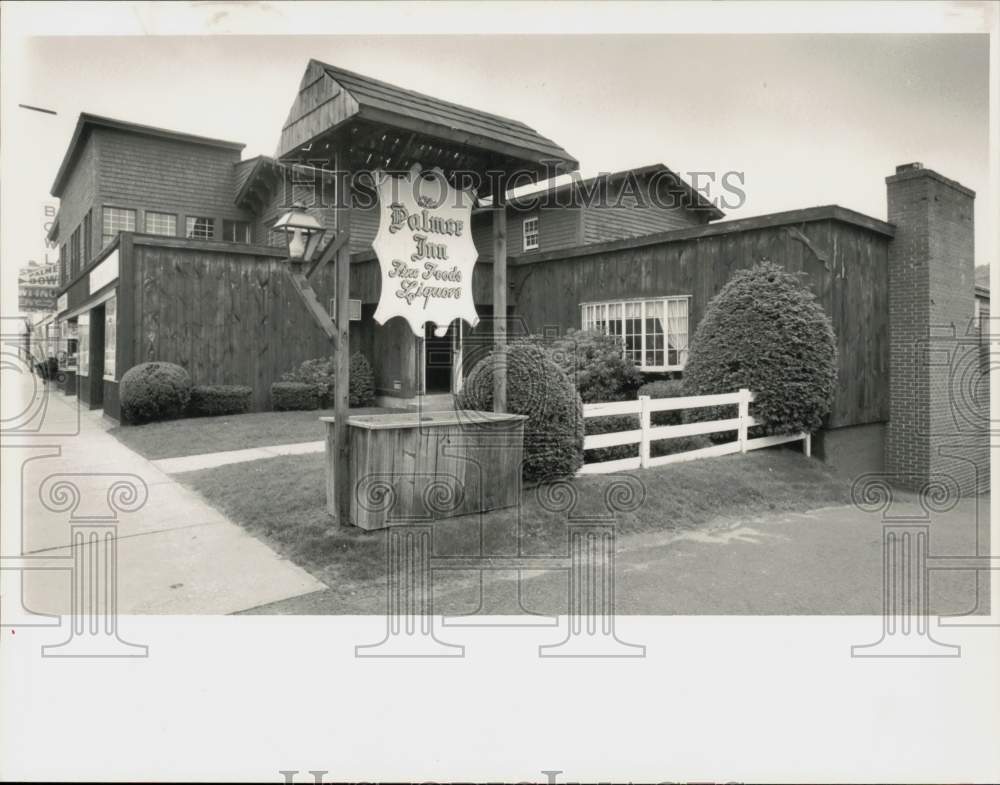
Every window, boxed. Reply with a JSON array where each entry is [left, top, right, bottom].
[[83, 210, 92, 265], [145, 211, 177, 236], [523, 216, 539, 251], [581, 296, 690, 371], [222, 219, 251, 244], [60, 244, 68, 285], [186, 216, 215, 240], [104, 295, 117, 381], [70, 227, 81, 276], [102, 207, 136, 246], [76, 225, 85, 271]]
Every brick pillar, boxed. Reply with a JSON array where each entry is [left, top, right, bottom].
[[886, 163, 981, 493]]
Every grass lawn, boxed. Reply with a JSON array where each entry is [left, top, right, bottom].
[[109, 406, 401, 460], [177, 447, 854, 611]]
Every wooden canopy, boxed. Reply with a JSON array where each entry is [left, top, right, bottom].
[[276, 59, 579, 198]]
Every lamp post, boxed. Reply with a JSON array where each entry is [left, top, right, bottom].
[[274, 203, 326, 267], [276, 188, 353, 526]]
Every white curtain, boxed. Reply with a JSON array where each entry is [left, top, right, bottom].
[[667, 298, 689, 364]]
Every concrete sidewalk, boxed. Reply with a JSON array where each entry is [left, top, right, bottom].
[[151, 440, 324, 475], [3, 372, 324, 615]]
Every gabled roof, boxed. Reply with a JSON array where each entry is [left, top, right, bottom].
[[51, 113, 245, 197], [277, 59, 578, 196], [233, 155, 269, 203], [496, 163, 726, 219]]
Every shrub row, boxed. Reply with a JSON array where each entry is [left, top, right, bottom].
[[188, 385, 253, 417], [277, 352, 376, 407], [271, 381, 319, 411], [119, 352, 379, 424]]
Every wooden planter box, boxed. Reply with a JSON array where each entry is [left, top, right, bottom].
[[322, 410, 527, 530]]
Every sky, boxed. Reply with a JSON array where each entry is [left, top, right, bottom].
[[1, 33, 991, 306]]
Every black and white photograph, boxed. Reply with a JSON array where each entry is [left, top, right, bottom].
[[1, 1, 998, 782]]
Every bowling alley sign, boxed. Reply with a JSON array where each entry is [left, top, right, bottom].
[[372, 165, 479, 338]]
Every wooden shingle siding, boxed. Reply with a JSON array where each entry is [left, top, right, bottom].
[[251, 187, 380, 254], [582, 174, 711, 244], [52, 135, 99, 261], [94, 128, 252, 242]]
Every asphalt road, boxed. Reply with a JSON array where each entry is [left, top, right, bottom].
[[242, 493, 991, 616]]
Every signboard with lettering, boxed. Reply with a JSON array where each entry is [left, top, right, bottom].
[[371, 166, 479, 338], [18, 260, 60, 313]]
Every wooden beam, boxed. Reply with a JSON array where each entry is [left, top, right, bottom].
[[334, 155, 353, 526], [305, 230, 349, 280], [492, 183, 507, 413], [287, 270, 337, 341]]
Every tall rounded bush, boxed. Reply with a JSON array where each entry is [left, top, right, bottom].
[[683, 261, 837, 436], [120, 362, 192, 424], [457, 342, 584, 482]]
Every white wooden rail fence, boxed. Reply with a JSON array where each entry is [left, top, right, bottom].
[[578, 388, 811, 475]]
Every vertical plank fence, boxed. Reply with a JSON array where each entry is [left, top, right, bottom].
[[578, 389, 811, 475]]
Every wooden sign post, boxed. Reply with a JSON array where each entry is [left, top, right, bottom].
[[333, 161, 353, 526], [492, 187, 507, 413]]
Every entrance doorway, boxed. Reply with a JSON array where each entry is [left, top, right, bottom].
[[89, 304, 105, 408], [422, 321, 463, 394]]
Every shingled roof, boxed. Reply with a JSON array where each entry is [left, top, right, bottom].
[[277, 59, 578, 196]]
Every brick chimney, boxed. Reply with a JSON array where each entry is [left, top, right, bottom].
[[885, 163, 984, 493]]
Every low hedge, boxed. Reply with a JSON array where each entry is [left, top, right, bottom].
[[279, 352, 377, 407], [638, 379, 686, 427], [271, 381, 319, 411], [584, 414, 639, 463], [188, 385, 253, 417], [120, 362, 192, 424]]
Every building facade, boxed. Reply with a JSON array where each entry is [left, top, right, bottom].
[[48, 64, 989, 489]]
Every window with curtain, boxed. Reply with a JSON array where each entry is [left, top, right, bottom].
[[580, 296, 690, 371], [186, 216, 215, 240]]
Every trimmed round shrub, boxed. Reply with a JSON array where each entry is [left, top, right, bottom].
[[188, 385, 253, 417], [280, 352, 377, 407], [120, 362, 192, 424], [682, 261, 837, 438], [457, 342, 584, 483], [349, 352, 376, 407], [271, 381, 319, 411], [547, 328, 642, 403]]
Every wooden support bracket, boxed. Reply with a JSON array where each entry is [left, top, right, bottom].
[[288, 269, 339, 344], [306, 231, 349, 280]]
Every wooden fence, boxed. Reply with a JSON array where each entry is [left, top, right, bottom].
[[577, 388, 811, 475]]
